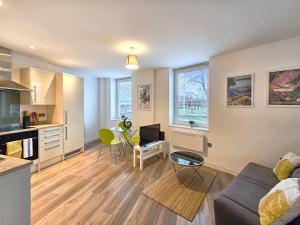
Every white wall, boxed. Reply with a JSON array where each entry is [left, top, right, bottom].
[[98, 78, 121, 129], [151, 37, 300, 174], [98, 78, 108, 129], [99, 36, 300, 175], [207, 36, 300, 174], [83, 76, 99, 143], [154, 68, 171, 140], [99, 68, 170, 137], [10, 51, 99, 143], [132, 69, 155, 126]]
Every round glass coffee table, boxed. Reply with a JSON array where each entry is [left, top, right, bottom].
[[169, 151, 204, 179]]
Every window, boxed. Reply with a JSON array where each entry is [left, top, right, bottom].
[[174, 64, 209, 128], [116, 78, 132, 119]]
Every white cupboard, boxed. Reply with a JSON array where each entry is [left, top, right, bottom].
[[54, 73, 84, 154], [20, 68, 56, 105], [37, 125, 64, 169]]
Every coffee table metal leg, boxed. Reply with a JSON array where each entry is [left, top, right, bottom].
[[172, 162, 177, 173], [170, 160, 203, 180], [192, 166, 203, 179]]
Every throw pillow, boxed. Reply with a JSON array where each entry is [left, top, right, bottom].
[[258, 178, 300, 225], [273, 152, 300, 180]]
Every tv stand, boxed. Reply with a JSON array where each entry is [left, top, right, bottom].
[[133, 140, 169, 171]]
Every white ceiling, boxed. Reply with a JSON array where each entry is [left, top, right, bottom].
[[1, 0, 300, 78]]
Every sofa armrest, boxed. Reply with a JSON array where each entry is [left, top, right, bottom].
[[290, 166, 300, 178]]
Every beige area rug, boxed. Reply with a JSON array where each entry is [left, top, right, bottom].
[[142, 166, 217, 221]]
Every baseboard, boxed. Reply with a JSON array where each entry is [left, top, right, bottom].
[[64, 149, 82, 159], [84, 137, 99, 145], [85, 139, 100, 150], [205, 162, 237, 176]]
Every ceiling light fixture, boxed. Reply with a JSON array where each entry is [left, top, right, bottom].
[[29, 45, 35, 50], [0, 1, 3, 7], [125, 47, 139, 70]]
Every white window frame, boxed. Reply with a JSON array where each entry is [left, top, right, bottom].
[[116, 77, 132, 119], [173, 63, 209, 129]]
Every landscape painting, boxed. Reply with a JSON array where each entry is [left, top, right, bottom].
[[227, 74, 253, 107], [268, 68, 300, 106], [137, 84, 152, 110]]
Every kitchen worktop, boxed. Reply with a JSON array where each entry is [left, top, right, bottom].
[[0, 155, 32, 177], [0, 124, 63, 136], [0, 127, 37, 136], [29, 124, 63, 129]]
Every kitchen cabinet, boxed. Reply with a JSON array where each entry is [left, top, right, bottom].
[[63, 74, 84, 124], [64, 123, 84, 154], [53, 73, 84, 155], [0, 156, 31, 225], [38, 125, 63, 168], [20, 67, 56, 105]]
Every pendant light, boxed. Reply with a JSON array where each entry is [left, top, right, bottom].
[[125, 47, 139, 70]]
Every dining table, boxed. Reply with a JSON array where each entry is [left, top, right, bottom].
[[111, 126, 138, 149]]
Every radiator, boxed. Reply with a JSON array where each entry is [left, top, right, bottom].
[[171, 131, 204, 152]]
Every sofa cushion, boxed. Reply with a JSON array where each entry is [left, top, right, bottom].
[[214, 162, 299, 225], [291, 166, 300, 178], [220, 176, 271, 214], [239, 162, 279, 188], [288, 215, 300, 225], [214, 195, 260, 225]]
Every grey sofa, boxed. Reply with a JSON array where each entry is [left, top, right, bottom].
[[214, 162, 300, 225]]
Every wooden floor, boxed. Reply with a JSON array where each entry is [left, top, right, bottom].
[[31, 145, 234, 225]]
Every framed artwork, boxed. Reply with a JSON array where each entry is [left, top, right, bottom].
[[137, 84, 152, 110], [227, 74, 254, 107], [268, 68, 300, 106]]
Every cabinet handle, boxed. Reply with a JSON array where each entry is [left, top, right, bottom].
[[45, 139, 60, 145], [44, 128, 60, 133], [33, 85, 37, 103], [65, 127, 68, 140], [44, 134, 60, 139], [45, 144, 60, 151], [65, 111, 68, 124]]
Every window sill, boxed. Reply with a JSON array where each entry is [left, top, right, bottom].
[[111, 119, 122, 121], [111, 118, 132, 121], [169, 124, 210, 132]]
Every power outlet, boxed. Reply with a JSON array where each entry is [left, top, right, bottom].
[[39, 113, 45, 117], [38, 113, 46, 122]]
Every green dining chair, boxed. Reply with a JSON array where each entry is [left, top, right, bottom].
[[97, 128, 122, 164], [130, 134, 140, 144]]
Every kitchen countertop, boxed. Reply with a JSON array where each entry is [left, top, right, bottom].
[[0, 124, 63, 136], [0, 127, 37, 136], [0, 155, 32, 177], [29, 124, 63, 129]]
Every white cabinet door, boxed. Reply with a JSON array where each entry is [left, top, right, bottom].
[[30, 68, 56, 105], [64, 123, 84, 153], [20, 68, 56, 105], [63, 74, 84, 124]]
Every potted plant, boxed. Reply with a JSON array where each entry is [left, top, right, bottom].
[[188, 120, 196, 127]]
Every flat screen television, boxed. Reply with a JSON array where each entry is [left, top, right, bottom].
[[0, 90, 20, 132], [139, 124, 160, 147]]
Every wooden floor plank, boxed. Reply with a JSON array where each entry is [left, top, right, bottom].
[[31, 146, 234, 225]]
